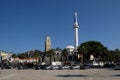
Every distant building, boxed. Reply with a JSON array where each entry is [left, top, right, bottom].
[[0, 50, 13, 61], [64, 12, 79, 61], [66, 45, 75, 55], [11, 58, 39, 63], [65, 45, 75, 61], [45, 36, 51, 52], [54, 49, 62, 61], [18, 58, 39, 63]]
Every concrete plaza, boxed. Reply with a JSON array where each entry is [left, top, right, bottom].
[[0, 69, 120, 80]]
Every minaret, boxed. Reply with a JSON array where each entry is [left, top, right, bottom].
[[45, 36, 51, 52], [74, 12, 79, 51]]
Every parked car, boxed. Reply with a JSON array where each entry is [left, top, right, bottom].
[[62, 65, 70, 69], [34, 64, 41, 70], [45, 65, 53, 70], [83, 64, 91, 69], [35, 64, 52, 70], [52, 65, 63, 70], [1, 63, 12, 69], [114, 64, 120, 70], [57, 65, 64, 70], [18, 65, 29, 70], [71, 64, 80, 69], [17, 63, 33, 70], [103, 63, 116, 68]]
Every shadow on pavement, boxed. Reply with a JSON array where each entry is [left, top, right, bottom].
[[56, 74, 88, 77], [112, 74, 120, 77], [56, 74, 120, 78]]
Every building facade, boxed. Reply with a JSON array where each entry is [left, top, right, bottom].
[[0, 50, 13, 62]]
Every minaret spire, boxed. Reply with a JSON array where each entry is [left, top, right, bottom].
[[74, 12, 79, 28], [74, 12, 79, 50]]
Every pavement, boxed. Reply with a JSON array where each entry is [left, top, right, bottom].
[[0, 69, 120, 80]]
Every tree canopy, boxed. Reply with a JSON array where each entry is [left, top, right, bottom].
[[78, 40, 108, 62]]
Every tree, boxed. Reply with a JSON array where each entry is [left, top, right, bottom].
[[17, 50, 42, 59], [17, 53, 28, 59], [32, 50, 41, 58], [61, 49, 68, 61], [108, 49, 120, 63], [78, 40, 107, 62], [61, 49, 68, 56], [46, 49, 55, 62], [12, 54, 17, 58]]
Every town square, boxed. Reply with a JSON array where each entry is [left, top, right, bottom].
[[0, 69, 120, 80], [0, 0, 120, 80]]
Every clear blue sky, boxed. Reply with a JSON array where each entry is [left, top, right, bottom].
[[0, 0, 120, 53]]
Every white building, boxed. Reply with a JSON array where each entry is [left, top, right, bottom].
[[63, 12, 79, 64], [0, 50, 13, 61], [66, 45, 75, 55], [65, 45, 75, 61]]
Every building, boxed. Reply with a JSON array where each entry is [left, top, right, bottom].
[[18, 58, 39, 63], [54, 49, 62, 61], [45, 36, 51, 52], [0, 50, 13, 62], [66, 45, 75, 61], [63, 12, 80, 64]]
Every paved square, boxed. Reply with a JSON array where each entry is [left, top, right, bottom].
[[0, 69, 120, 80]]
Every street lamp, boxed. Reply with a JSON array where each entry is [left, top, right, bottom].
[[0, 52, 1, 63]]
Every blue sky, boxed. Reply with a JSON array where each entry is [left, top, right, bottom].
[[0, 0, 120, 53]]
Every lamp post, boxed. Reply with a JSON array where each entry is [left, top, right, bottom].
[[0, 51, 1, 74]]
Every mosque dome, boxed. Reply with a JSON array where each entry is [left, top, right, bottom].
[[66, 45, 75, 52], [66, 45, 75, 49]]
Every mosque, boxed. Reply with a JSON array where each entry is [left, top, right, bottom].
[[65, 12, 81, 64], [44, 12, 81, 65]]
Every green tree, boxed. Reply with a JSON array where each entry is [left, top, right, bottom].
[[108, 49, 120, 63], [12, 54, 17, 58], [61, 49, 68, 61], [78, 40, 107, 62], [61, 49, 68, 56], [17, 53, 28, 59], [17, 50, 42, 59], [46, 49, 55, 62], [32, 50, 41, 58]]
